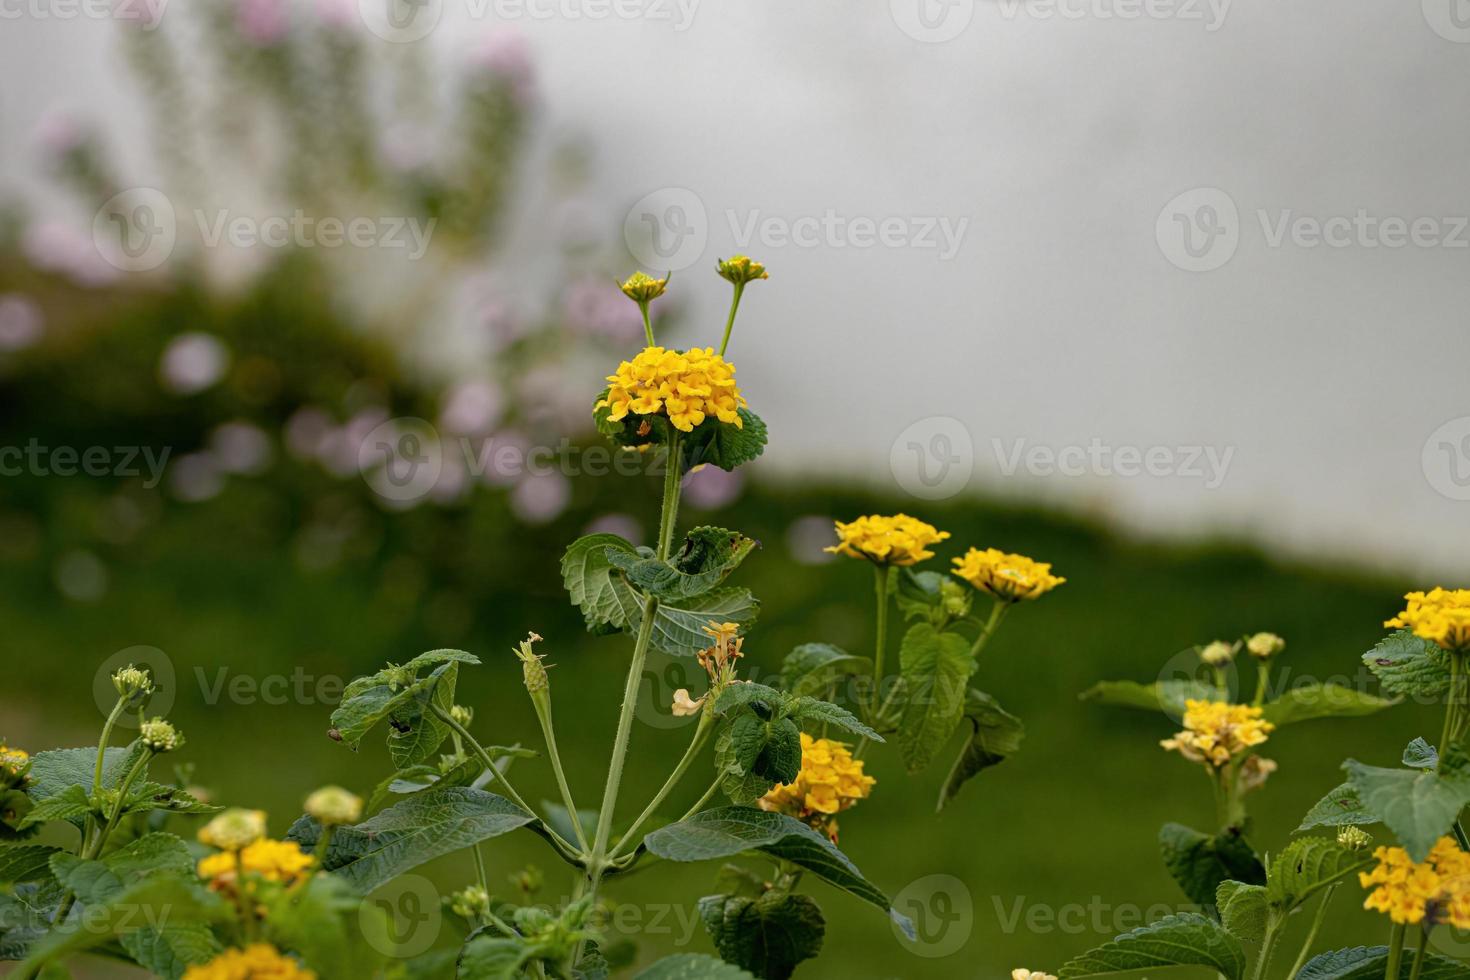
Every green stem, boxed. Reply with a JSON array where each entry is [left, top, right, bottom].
[[1253, 659, 1272, 707], [1287, 885, 1336, 979], [1440, 654, 1462, 764], [431, 705, 541, 821], [680, 776, 722, 820], [608, 711, 713, 862], [313, 825, 335, 864], [640, 302, 655, 346], [656, 437, 683, 558], [1252, 917, 1282, 980], [718, 282, 746, 356], [1408, 925, 1429, 980], [969, 600, 1011, 659], [1385, 922, 1407, 980], [869, 565, 890, 723], [85, 698, 128, 845], [532, 696, 589, 852], [53, 748, 155, 928]]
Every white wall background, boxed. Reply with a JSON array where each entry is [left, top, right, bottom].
[[3, 0, 1469, 576]]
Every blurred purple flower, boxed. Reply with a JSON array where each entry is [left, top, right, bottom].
[[32, 109, 85, 161], [237, 0, 290, 45], [562, 278, 645, 342], [210, 421, 274, 475], [314, 0, 357, 30], [430, 451, 470, 505], [440, 380, 504, 436], [319, 407, 390, 478], [584, 512, 643, 545], [683, 465, 745, 511], [284, 406, 333, 460], [22, 221, 120, 288], [0, 295, 44, 351], [470, 31, 536, 103], [159, 333, 231, 395], [510, 470, 570, 525]]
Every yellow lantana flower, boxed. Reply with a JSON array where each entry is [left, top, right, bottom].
[[1386, 588, 1470, 652], [1160, 700, 1274, 768], [597, 346, 746, 434], [825, 514, 949, 567], [182, 943, 314, 980], [619, 271, 668, 304], [951, 547, 1065, 601], [1360, 836, 1470, 927], [759, 733, 875, 842], [198, 839, 315, 888]]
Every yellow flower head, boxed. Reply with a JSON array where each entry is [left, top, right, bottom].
[[1245, 632, 1285, 660], [1360, 836, 1470, 928], [717, 255, 769, 286], [1386, 588, 1470, 652], [198, 808, 268, 851], [759, 733, 875, 842], [951, 547, 1065, 601], [182, 943, 314, 980], [0, 743, 30, 789], [619, 271, 669, 304], [596, 346, 747, 434], [1160, 700, 1274, 768], [825, 514, 950, 567], [198, 839, 316, 889]]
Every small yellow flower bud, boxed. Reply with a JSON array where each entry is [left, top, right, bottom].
[[1198, 640, 1238, 667], [1338, 826, 1372, 851], [449, 705, 474, 728], [716, 255, 769, 286], [139, 717, 182, 753], [198, 808, 268, 851], [1245, 632, 1285, 660], [515, 633, 549, 695], [0, 744, 29, 777], [112, 665, 154, 702], [619, 271, 669, 304], [450, 884, 491, 921], [304, 785, 363, 826]]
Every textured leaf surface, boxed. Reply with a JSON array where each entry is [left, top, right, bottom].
[[1159, 823, 1264, 907], [561, 534, 641, 632], [1057, 912, 1246, 979], [1266, 837, 1373, 909], [1216, 880, 1268, 944], [1363, 631, 1450, 698], [634, 954, 755, 979], [1298, 946, 1470, 979], [698, 892, 824, 980], [779, 644, 871, 698], [1262, 683, 1398, 726], [939, 689, 1025, 808], [1297, 782, 1376, 831], [896, 624, 974, 772], [1343, 757, 1470, 861]]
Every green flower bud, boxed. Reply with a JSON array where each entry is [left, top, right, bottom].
[[509, 864, 543, 897], [716, 255, 769, 286], [198, 808, 267, 851], [449, 705, 474, 728], [1246, 632, 1285, 660], [304, 785, 363, 826], [1198, 640, 1238, 667], [139, 717, 183, 753], [450, 884, 491, 921], [619, 271, 669, 304], [1337, 826, 1372, 851], [515, 633, 549, 695]]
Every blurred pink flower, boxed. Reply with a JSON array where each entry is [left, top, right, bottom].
[[32, 109, 85, 160], [510, 471, 570, 525], [284, 406, 333, 459], [210, 422, 274, 475], [474, 429, 530, 487], [169, 453, 226, 503], [159, 333, 230, 395], [237, 0, 289, 46], [584, 513, 642, 545], [0, 295, 44, 351], [314, 0, 357, 30], [683, 465, 744, 511], [562, 278, 645, 342], [22, 221, 121, 288], [470, 31, 536, 103], [440, 380, 504, 435]]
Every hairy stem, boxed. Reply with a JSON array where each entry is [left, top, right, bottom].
[[608, 711, 714, 862], [1287, 884, 1336, 979], [1408, 925, 1429, 980], [1252, 917, 1281, 980], [868, 565, 890, 723], [1385, 922, 1406, 980], [532, 696, 589, 852]]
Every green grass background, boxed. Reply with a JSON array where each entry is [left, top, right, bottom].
[[0, 476, 1447, 978]]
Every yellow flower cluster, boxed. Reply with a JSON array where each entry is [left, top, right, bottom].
[[759, 733, 875, 841], [825, 514, 950, 567], [0, 743, 28, 790], [597, 346, 746, 434], [1386, 588, 1470, 651], [182, 944, 315, 980], [198, 840, 315, 888], [1159, 700, 1274, 768], [1360, 836, 1470, 927], [951, 548, 1065, 601]]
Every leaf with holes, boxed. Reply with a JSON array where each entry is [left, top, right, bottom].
[[1363, 631, 1451, 698]]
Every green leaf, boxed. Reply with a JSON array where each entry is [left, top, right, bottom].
[[938, 689, 1025, 809], [367, 748, 535, 812], [263, 874, 390, 980], [1266, 837, 1373, 909], [1363, 631, 1451, 698], [1057, 912, 1246, 979], [286, 787, 535, 893], [682, 409, 769, 473], [727, 715, 803, 786], [1079, 678, 1225, 716], [25, 746, 139, 806], [120, 922, 221, 980], [1262, 683, 1399, 726], [0, 845, 61, 884], [646, 588, 760, 658], [1298, 946, 1470, 979], [387, 662, 460, 770], [714, 724, 776, 807], [1216, 880, 1268, 944], [1159, 822, 1265, 907], [561, 534, 641, 633], [1297, 782, 1377, 831], [607, 527, 757, 602], [634, 953, 755, 979], [19, 786, 93, 830], [896, 624, 974, 773], [698, 892, 824, 980], [330, 654, 479, 751], [457, 934, 534, 980], [787, 697, 882, 742], [642, 807, 914, 938], [119, 783, 220, 818], [779, 644, 871, 698], [50, 832, 195, 905], [1404, 737, 1438, 769], [1343, 757, 1470, 861]]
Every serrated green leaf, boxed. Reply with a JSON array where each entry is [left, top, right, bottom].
[[1079, 678, 1226, 716], [726, 715, 802, 786], [634, 954, 755, 979], [120, 921, 220, 980], [1057, 912, 1246, 979], [1262, 683, 1399, 726], [119, 783, 220, 818], [939, 689, 1025, 809], [1404, 737, 1439, 769], [0, 845, 61, 884], [1343, 757, 1470, 861], [788, 697, 882, 742], [896, 624, 974, 772], [1364, 631, 1451, 698], [1298, 946, 1470, 979], [50, 833, 195, 906], [682, 409, 768, 473], [714, 725, 776, 807], [19, 786, 93, 830], [645, 588, 760, 658], [1159, 822, 1265, 907], [25, 746, 141, 811], [286, 787, 535, 893], [457, 934, 534, 980], [1266, 837, 1374, 909], [779, 644, 871, 698], [1216, 880, 1268, 944], [607, 527, 757, 602], [698, 892, 824, 980], [1297, 782, 1377, 831], [387, 662, 460, 770], [642, 807, 914, 938], [264, 873, 390, 980], [331, 654, 479, 751], [561, 534, 642, 633]]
